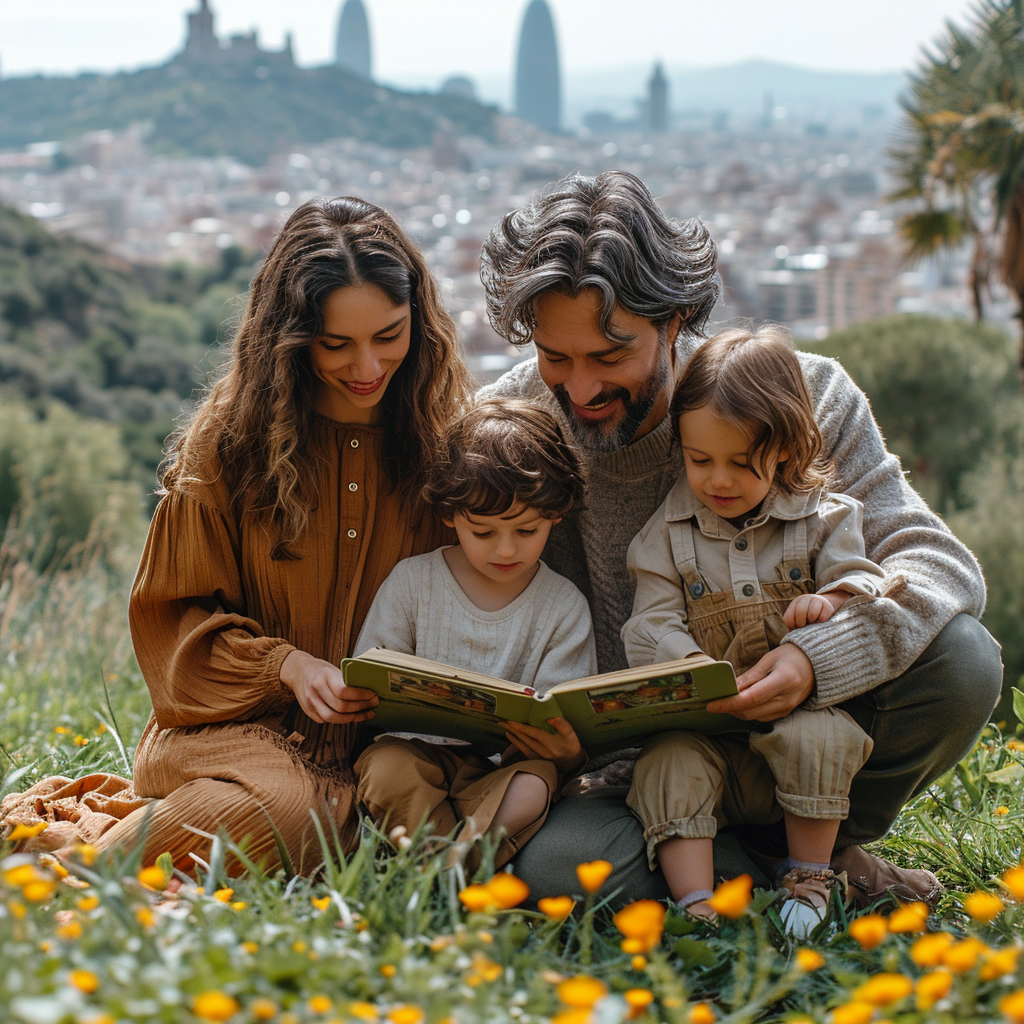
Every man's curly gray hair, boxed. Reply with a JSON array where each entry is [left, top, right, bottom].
[[480, 170, 719, 347]]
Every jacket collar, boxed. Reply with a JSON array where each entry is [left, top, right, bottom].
[[665, 477, 823, 535]]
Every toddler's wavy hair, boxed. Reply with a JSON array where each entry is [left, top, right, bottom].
[[423, 398, 585, 520], [670, 325, 832, 494]]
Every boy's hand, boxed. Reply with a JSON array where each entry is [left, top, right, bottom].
[[783, 590, 851, 629], [280, 649, 378, 724], [502, 717, 586, 777]]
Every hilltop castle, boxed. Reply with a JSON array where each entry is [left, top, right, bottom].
[[175, 0, 294, 68]]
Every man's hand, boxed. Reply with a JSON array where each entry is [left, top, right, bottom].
[[784, 590, 850, 629], [502, 717, 586, 777], [279, 649, 378, 725], [705, 645, 815, 722]]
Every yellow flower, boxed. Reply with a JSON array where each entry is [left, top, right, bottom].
[[69, 969, 99, 994], [996, 806, 1010, 816], [137, 865, 169, 891], [486, 872, 529, 909], [38, 854, 68, 879], [981, 946, 1021, 981], [471, 953, 502, 982], [230, 901, 247, 911], [429, 935, 453, 952], [557, 976, 608, 1009], [308, 995, 332, 1014], [964, 890, 1004, 922], [707, 874, 753, 919], [631, 955, 648, 971], [910, 931, 955, 967], [942, 936, 988, 974], [74, 735, 89, 747], [135, 906, 155, 930], [887, 901, 929, 934], [292, 941, 308, 953], [6, 821, 49, 841], [76, 895, 100, 912], [538, 896, 576, 919], [854, 972, 913, 1007], [915, 970, 952, 1011], [23, 877, 59, 903], [56, 919, 83, 940], [848, 913, 888, 950], [73, 844, 98, 866], [576, 860, 613, 893], [4, 863, 40, 887], [552, 1011, 592, 1024], [250, 998, 277, 1020], [8, 900, 26, 920], [796, 948, 825, 972], [379, 964, 397, 979], [1003, 865, 1024, 901], [192, 991, 241, 1022], [613, 900, 666, 953], [213, 887, 234, 903], [348, 1003, 379, 1023], [311, 895, 332, 912], [687, 1003, 716, 1024], [458, 884, 494, 912], [1000, 990, 1024, 1024], [625, 989, 654, 1018], [386, 1007, 424, 1024], [241, 940, 259, 954], [55, 726, 68, 735], [829, 1002, 875, 1024]]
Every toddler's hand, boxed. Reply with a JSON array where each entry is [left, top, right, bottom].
[[784, 591, 850, 629], [502, 717, 586, 778]]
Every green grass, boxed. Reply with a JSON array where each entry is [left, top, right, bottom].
[[3, 549, 1024, 1023]]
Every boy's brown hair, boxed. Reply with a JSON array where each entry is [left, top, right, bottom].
[[670, 325, 831, 494], [423, 398, 585, 519]]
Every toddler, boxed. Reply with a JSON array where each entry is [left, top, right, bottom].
[[354, 397, 596, 867], [621, 326, 884, 935]]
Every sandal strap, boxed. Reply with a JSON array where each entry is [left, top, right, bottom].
[[677, 889, 715, 910]]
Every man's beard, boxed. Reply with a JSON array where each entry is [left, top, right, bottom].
[[553, 346, 672, 453]]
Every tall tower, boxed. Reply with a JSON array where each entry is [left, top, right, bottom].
[[514, 0, 561, 133], [335, 0, 372, 80], [646, 61, 668, 132], [182, 0, 220, 62]]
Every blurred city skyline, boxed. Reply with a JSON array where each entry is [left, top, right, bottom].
[[1, 0, 980, 92]]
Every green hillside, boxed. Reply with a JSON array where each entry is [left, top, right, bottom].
[[0, 60, 498, 166]]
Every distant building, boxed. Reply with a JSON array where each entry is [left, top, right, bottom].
[[646, 61, 668, 132], [441, 76, 477, 102], [514, 0, 561, 133], [175, 0, 294, 68], [335, 0, 373, 80]]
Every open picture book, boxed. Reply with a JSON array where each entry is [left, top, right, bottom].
[[343, 648, 746, 757]]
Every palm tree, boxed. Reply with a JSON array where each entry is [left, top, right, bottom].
[[890, 0, 1024, 381]]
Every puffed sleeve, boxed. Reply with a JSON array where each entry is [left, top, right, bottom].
[[621, 508, 705, 668], [129, 490, 296, 729]]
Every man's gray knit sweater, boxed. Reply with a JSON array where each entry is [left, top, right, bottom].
[[480, 343, 987, 709]]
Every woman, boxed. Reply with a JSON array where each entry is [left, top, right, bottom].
[[2, 197, 472, 874]]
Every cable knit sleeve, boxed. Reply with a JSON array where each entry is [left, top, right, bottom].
[[128, 489, 295, 730], [788, 354, 988, 708]]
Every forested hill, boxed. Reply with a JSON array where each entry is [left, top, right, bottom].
[[0, 202, 249, 479], [0, 60, 498, 166]]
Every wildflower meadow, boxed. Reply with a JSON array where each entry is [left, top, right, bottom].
[[2, 525, 1024, 1024]]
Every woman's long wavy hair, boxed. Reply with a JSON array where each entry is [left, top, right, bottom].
[[162, 196, 472, 558]]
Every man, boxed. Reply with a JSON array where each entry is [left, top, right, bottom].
[[478, 170, 1003, 906]]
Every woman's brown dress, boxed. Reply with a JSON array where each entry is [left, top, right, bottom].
[[1, 418, 445, 874]]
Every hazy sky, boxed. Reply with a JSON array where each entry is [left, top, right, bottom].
[[0, 0, 978, 87]]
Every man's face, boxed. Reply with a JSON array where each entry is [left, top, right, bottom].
[[532, 288, 676, 452]]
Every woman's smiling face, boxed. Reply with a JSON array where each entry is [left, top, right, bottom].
[[309, 283, 412, 423]]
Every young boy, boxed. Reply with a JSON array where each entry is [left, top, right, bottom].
[[353, 397, 596, 867]]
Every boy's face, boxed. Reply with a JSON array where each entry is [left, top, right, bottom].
[[445, 505, 558, 590], [678, 405, 784, 520]]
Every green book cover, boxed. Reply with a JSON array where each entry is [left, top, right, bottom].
[[343, 649, 746, 758]]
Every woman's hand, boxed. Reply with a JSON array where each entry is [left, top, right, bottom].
[[502, 717, 587, 778], [705, 644, 815, 722], [279, 650, 378, 725]]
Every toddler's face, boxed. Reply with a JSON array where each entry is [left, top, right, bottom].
[[445, 504, 557, 589], [678, 405, 785, 520]]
